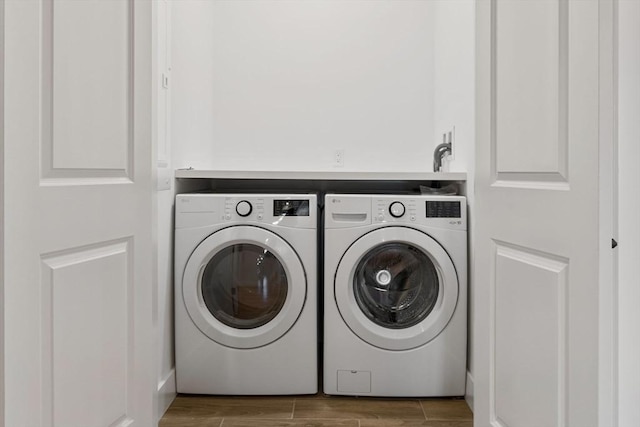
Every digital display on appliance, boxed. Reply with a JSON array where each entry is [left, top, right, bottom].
[[273, 200, 310, 216], [426, 201, 461, 218]]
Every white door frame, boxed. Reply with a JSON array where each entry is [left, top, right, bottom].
[[0, 0, 5, 424], [616, 0, 640, 425], [599, 0, 617, 425]]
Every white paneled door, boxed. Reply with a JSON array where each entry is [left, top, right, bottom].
[[474, 1, 614, 427], [3, 1, 154, 426]]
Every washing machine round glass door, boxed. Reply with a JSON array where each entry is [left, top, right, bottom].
[[182, 225, 307, 349], [335, 227, 458, 350]]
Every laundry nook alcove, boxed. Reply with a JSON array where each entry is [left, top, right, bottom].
[[1, 0, 632, 425]]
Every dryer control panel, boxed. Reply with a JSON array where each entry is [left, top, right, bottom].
[[175, 194, 317, 229]]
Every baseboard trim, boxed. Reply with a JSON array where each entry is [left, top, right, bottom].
[[465, 370, 474, 413], [157, 368, 177, 421]]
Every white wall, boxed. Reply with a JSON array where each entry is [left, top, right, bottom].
[[172, 0, 442, 172], [433, 1, 475, 176], [617, 1, 640, 425], [171, 0, 216, 170]]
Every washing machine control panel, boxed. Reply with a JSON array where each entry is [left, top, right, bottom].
[[374, 198, 418, 223], [323, 194, 466, 230], [376, 196, 466, 229], [425, 200, 461, 218]]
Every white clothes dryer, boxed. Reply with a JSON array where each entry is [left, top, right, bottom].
[[323, 194, 467, 397], [175, 193, 317, 395]]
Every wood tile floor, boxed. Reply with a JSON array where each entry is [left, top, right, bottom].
[[160, 394, 473, 427]]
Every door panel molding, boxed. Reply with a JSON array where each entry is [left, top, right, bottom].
[[490, 240, 568, 427], [41, 239, 134, 427], [490, 0, 569, 189], [40, 0, 134, 183]]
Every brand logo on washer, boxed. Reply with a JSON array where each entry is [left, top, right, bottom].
[[331, 198, 341, 203]]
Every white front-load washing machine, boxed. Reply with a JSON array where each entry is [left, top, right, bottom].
[[175, 193, 317, 394], [324, 193, 467, 397]]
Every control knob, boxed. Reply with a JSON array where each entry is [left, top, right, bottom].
[[389, 201, 405, 218], [236, 200, 252, 217]]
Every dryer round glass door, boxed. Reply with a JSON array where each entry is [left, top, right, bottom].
[[335, 227, 458, 351], [201, 243, 288, 329], [182, 226, 307, 349]]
